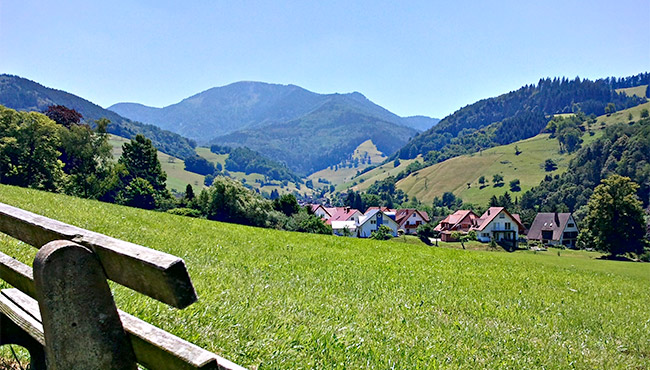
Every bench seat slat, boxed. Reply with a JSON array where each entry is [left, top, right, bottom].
[[0, 251, 246, 370], [0, 203, 197, 308]]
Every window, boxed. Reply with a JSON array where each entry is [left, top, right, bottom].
[[499, 214, 505, 218], [568, 223, 575, 228], [371, 220, 376, 225], [505, 222, 511, 230], [483, 233, 489, 237]]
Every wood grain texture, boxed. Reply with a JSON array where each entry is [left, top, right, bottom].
[[0, 254, 246, 370], [0, 202, 197, 308]]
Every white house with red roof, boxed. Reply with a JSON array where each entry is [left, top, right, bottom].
[[471, 207, 526, 246], [395, 209, 431, 235], [325, 207, 362, 225], [356, 209, 399, 238], [434, 210, 480, 241], [309, 204, 333, 220]]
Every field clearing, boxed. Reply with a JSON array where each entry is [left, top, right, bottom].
[[616, 85, 648, 98], [308, 140, 387, 187], [0, 185, 648, 369], [396, 134, 572, 205], [109, 135, 205, 193], [348, 156, 423, 192], [592, 101, 650, 128]]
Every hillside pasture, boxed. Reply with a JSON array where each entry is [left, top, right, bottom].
[[396, 134, 571, 205], [616, 85, 648, 98], [308, 140, 387, 187], [0, 185, 647, 369], [109, 135, 205, 193]]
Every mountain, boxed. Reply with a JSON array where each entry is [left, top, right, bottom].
[[109, 81, 434, 142], [211, 96, 418, 175], [401, 116, 441, 131], [396, 73, 649, 161], [0, 74, 196, 159]]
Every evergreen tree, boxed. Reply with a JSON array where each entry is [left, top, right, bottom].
[[185, 184, 195, 200]]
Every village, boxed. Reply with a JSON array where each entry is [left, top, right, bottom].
[[309, 204, 580, 249]]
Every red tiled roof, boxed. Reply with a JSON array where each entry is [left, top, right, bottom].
[[434, 210, 478, 231], [325, 208, 360, 225], [395, 209, 431, 226], [473, 207, 525, 232], [365, 206, 396, 214]]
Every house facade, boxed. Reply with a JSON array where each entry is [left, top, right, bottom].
[[472, 207, 526, 246], [527, 213, 579, 247], [356, 210, 399, 238], [433, 210, 479, 241], [396, 209, 431, 235], [309, 204, 332, 220]]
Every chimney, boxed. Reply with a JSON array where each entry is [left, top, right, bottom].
[[554, 212, 560, 226], [487, 209, 490, 216]]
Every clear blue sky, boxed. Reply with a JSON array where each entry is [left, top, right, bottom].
[[1, 0, 648, 118]]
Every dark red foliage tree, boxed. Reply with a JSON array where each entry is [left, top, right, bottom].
[[44, 105, 83, 127]]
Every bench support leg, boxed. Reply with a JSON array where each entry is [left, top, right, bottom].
[[33, 240, 137, 370], [0, 315, 46, 370]]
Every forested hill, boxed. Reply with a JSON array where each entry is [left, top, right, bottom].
[[521, 116, 650, 214], [109, 81, 438, 143], [397, 74, 648, 160], [0, 74, 197, 159], [211, 97, 418, 175]]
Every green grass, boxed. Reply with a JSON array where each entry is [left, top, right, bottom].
[[0, 185, 648, 369], [308, 140, 387, 187], [616, 85, 648, 98], [195, 147, 311, 196], [109, 135, 206, 194], [396, 134, 572, 205]]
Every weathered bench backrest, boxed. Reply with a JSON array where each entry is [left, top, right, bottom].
[[0, 203, 245, 370]]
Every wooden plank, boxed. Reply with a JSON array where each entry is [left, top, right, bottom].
[[0, 256, 246, 370], [0, 289, 44, 345], [0, 202, 197, 308]]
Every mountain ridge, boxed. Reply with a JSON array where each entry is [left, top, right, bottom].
[[0, 74, 197, 159]]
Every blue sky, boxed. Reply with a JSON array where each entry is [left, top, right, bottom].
[[1, 0, 648, 118]]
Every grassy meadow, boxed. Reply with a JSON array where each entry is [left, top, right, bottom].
[[109, 135, 206, 194], [616, 85, 648, 98], [308, 140, 387, 187], [395, 133, 572, 205], [0, 185, 648, 369]]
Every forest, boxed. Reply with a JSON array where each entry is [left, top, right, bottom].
[[397, 74, 647, 160]]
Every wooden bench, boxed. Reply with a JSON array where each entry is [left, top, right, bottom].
[[0, 203, 246, 370]]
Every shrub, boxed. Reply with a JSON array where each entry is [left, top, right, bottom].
[[167, 207, 202, 218], [370, 225, 393, 240]]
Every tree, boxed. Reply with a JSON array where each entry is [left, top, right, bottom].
[[578, 175, 646, 256], [0, 107, 64, 191], [370, 225, 393, 240], [44, 105, 83, 128], [184, 155, 215, 176], [514, 145, 521, 155], [478, 176, 487, 187], [641, 108, 649, 118], [59, 118, 115, 198], [544, 159, 558, 172], [118, 134, 170, 207], [509, 179, 521, 192], [185, 184, 195, 201], [604, 102, 616, 115], [393, 158, 401, 167], [273, 194, 300, 217], [416, 223, 436, 245], [117, 177, 156, 210], [492, 174, 504, 186]]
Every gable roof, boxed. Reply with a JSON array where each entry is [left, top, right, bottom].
[[325, 207, 361, 224], [358, 210, 399, 227], [309, 204, 331, 217], [434, 210, 478, 231], [474, 207, 525, 232], [395, 209, 431, 226], [527, 213, 576, 240], [365, 206, 396, 215]]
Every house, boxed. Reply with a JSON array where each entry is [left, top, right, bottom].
[[325, 207, 362, 225], [356, 209, 399, 238], [471, 207, 526, 247], [309, 204, 332, 220], [331, 221, 357, 236], [434, 210, 479, 241], [527, 213, 579, 247], [395, 209, 431, 235]]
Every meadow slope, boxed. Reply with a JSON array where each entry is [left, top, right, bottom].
[[0, 185, 648, 369]]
